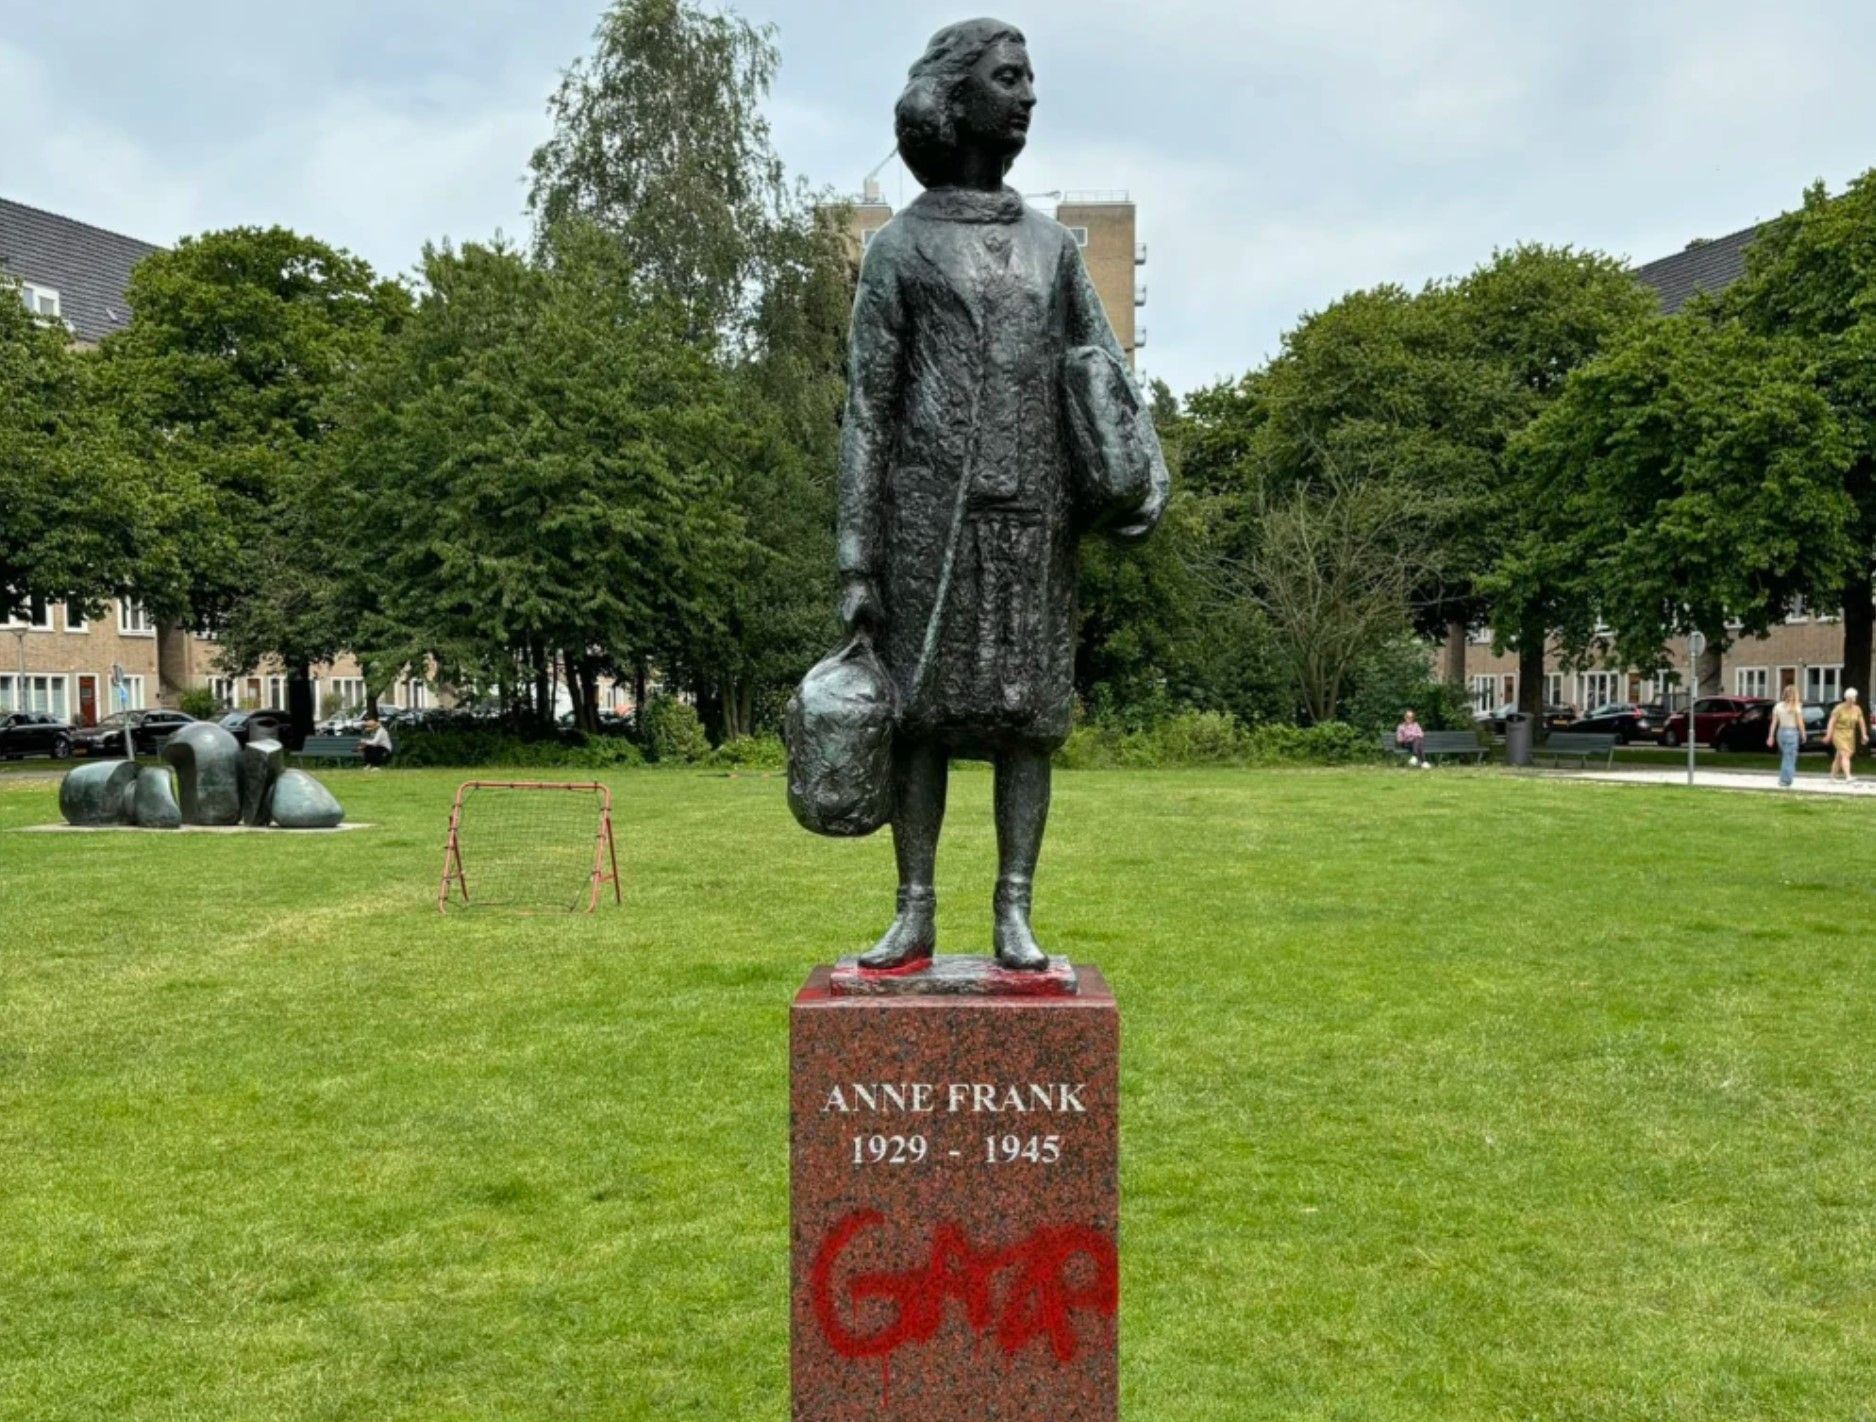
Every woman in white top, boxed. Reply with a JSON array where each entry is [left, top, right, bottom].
[[1765, 684, 1806, 788]]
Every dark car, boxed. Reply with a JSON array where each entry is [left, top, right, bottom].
[[0, 711, 75, 760], [1659, 695, 1767, 749], [72, 708, 196, 757], [1712, 701, 1830, 754], [218, 708, 306, 751], [1569, 701, 1660, 745]]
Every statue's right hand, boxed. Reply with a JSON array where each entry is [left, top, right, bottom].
[[838, 576, 885, 639]]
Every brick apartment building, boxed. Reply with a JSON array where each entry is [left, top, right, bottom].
[[1450, 218, 1870, 715], [1, 196, 420, 725], [840, 178, 1147, 366]]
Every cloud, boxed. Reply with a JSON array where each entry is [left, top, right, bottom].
[[11, 1, 1876, 396]]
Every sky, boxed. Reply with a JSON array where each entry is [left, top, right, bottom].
[[7, 1, 1876, 395]]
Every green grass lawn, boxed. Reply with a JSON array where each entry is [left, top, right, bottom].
[[3, 765, 1873, 1420]]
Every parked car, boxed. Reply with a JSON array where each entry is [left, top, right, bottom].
[[217, 708, 306, 752], [1658, 695, 1767, 748], [1475, 703, 1577, 735], [1712, 701, 1830, 754], [0, 711, 75, 760], [72, 708, 196, 757], [1568, 701, 1660, 745]]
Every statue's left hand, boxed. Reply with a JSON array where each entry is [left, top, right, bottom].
[[838, 575, 885, 639]]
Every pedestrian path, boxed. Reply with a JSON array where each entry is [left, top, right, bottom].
[[1573, 767, 1876, 797]]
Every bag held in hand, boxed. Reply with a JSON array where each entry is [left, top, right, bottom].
[[1063, 344, 1166, 535], [784, 636, 897, 837]]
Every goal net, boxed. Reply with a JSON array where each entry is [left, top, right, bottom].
[[437, 780, 620, 914]]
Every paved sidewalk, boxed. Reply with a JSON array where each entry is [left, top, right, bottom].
[[1574, 767, 1876, 798]]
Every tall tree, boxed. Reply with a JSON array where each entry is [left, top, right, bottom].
[[0, 287, 198, 622], [1498, 315, 1854, 685], [329, 226, 747, 733], [103, 228, 408, 735], [528, 0, 855, 737], [528, 0, 786, 338], [1456, 244, 1658, 713], [1725, 173, 1876, 703]]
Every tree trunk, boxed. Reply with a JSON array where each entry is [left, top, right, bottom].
[[532, 641, 553, 735], [1842, 565, 1873, 743], [1444, 619, 1467, 690], [1517, 620, 1545, 719], [287, 661, 316, 744]]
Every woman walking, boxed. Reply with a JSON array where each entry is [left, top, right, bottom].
[[1825, 688, 1868, 782], [1765, 685, 1806, 788]]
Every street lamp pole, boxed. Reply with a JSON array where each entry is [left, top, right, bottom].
[[12, 627, 27, 714], [1687, 631, 1707, 788]]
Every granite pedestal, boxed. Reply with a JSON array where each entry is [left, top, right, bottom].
[[791, 958, 1118, 1422]]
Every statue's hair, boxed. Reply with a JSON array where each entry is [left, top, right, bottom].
[[894, 19, 1027, 188]]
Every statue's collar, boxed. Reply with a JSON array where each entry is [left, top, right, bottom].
[[909, 185, 1026, 225]]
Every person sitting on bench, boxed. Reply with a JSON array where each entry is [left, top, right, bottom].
[[356, 716, 394, 769], [1394, 709, 1431, 769]]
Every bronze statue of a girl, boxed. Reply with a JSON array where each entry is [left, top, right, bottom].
[[819, 18, 1167, 972]]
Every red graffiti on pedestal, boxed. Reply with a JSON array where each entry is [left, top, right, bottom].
[[810, 1208, 1118, 1392]]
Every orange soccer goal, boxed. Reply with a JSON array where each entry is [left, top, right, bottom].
[[437, 780, 621, 914]]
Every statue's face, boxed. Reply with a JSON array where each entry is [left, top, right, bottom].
[[957, 39, 1035, 162]]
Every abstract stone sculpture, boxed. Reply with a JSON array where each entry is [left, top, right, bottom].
[[240, 738, 285, 826], [162, 722, 243, 826], [131, 767, 183, 829], [787, 17, 1168, 971], [269, 769, 344, 829], [59, 725, 344, 830], [59, 760, 141, 826]]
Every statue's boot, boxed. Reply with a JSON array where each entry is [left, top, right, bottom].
[[858, 887, 936, 970], [992, 879, 1048, 970]]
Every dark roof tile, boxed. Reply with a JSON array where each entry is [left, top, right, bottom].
[[0, 197, 164, 342], [1634, 222, 1761, 313]]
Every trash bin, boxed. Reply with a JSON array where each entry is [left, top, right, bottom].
[[1503, 711, 1534, 767]]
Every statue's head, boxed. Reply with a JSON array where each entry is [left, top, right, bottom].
[[895, 19, 1033, 188]]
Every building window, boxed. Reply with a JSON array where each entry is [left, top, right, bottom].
[[3, 596, 52, 630], [1734, 667, 1769, 699], [64, 603, 88, 633], [0, 673, 71, 718], [210, 676, 237, 709], [266, 675, 288, 707], [405, 680, 429, 710], [1578, 671, 1621, 711], [1066, 225, 1088, 248], [327, 677, 367, 715], [1806, 664, 1844, 703], [1468, 675, 1498, 713], [1545, 673, 1565, 706], [117, 600, 156, 636], [18, 282, 60, 319]]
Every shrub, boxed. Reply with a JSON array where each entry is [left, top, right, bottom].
[[391, 728, 646, 770], [638, 695, 710, 764], [1344, 637, 1477, 734], [177, 687, 221, 720], [703, 735, 786, 771], [1055, 709, 1382, 769]]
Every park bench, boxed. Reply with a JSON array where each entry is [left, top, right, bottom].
[[297, 735, 366, 767], [1534, 731, 1618, 770], [1379, 730, 1490, 765]]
